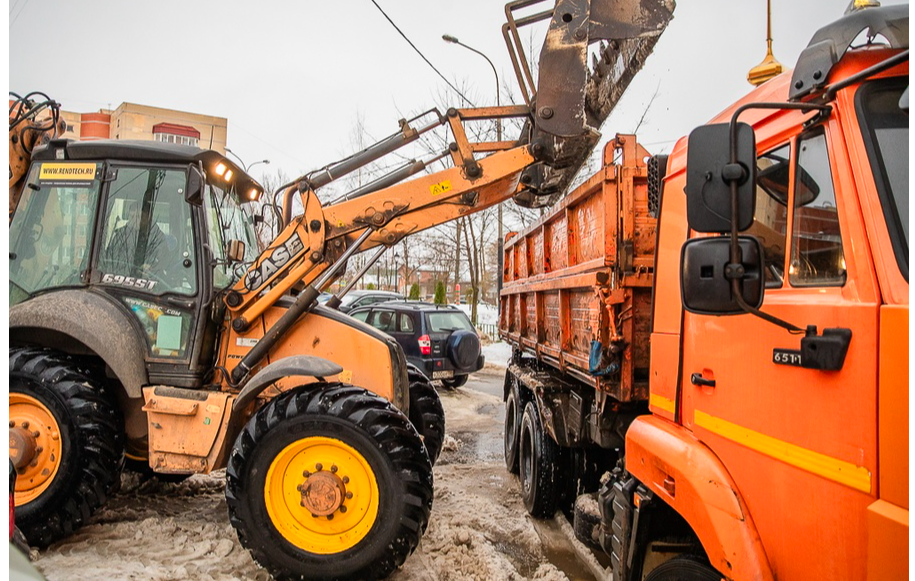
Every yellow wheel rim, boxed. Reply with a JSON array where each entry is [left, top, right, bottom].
[[9, 392, 63, 506], [264, 436, 380, 554]]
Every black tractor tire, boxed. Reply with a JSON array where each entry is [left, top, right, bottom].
[[9, 347, 124, 547], [407, 371, 445, 466], [503, 376, 522, 474], [226, 384, 434, 581], [518, 401, 562, 518], [643, 555, 722, 581], [446, 330, 481, 370], [440, 374, 469, 389], [572, 493, 603, 550]]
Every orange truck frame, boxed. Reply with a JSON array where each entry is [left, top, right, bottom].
[[499, 5, 908, 580]]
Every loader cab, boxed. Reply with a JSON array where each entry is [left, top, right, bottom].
[[9, 139, 262, 386]]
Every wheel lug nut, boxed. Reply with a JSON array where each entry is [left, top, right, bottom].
[[300, 501, 306, 507], [330, 465, 338, 473], [326, 514, 334, 520], [339, 505, 347, 513], [302, 470, 311, 478], [345, 492, 353, 499], [342, 476, 349, 484], [22, 421, 30, 429], [9, 421, 14, 428], [35, 447, 43, 454], [311, 514, 319, 518], [32, 431, 41, 438], [315, 463, 323, 471]]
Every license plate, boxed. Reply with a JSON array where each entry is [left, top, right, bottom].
[[432, 370, 454, 379]]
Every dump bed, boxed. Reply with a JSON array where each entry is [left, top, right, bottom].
[[499, 136, 656, 403]]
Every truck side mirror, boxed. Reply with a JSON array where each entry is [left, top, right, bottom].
[[186, 165, 204, 206], [680, 236, 764, 315], [685, 122, 757, 233]]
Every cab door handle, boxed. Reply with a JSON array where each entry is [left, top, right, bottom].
[[690, 373, 716, 388]]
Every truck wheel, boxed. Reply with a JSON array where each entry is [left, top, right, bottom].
[[518, 401, 561, 518], [9, 347, 124, 547], [440, 374, 468, 389], [503, 377, 522, 474], [643, 555, 721, 581], [573, 492, 602, 549], [226, 384, 433, 581], [408, 372, 445, 465]]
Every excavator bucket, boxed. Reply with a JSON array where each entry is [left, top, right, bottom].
[[505, 0, 675, 206]]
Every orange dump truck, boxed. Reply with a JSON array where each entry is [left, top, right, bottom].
[[499, 5, 908, 580]]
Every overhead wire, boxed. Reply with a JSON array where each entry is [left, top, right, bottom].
[[369, 0, 476, 107]]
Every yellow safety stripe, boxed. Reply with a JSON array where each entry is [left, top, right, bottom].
[[694, 410, 872, 493], [649, 393, 676, 414]]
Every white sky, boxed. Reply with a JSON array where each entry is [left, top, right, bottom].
[[8, 0, 905, 185]]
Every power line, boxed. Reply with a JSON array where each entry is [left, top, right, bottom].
[[10, 0, 32, 27], [369, 0, 476, 107]]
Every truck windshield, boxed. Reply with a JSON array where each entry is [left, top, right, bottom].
[[856, 78, 909, 279], [9, 162, 102, 304]]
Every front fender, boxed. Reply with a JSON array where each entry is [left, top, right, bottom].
[[9, 289, 149, 398], [232, 355, 343, 411], [626, 415, 774, 581]]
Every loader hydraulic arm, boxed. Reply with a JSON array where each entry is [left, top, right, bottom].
[[225, 0, 674, 384], [9, 92, 66, 220]]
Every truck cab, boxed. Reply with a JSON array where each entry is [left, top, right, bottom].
[[638, 6, 907, 580]]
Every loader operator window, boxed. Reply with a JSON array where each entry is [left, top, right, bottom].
[[99, 167, 197, 296], [204, 184, 260, 289], [9, 162, 102, 304], [751, 144, 791, 287], [789, 131, 846, 287]]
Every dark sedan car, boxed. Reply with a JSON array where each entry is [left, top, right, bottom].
[[349, 301, 484, 388]]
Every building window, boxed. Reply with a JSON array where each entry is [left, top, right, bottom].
[[152, 122, 201, 148], [153, 133, 199, 147]]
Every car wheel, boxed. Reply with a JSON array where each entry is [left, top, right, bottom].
[[440, 375, 469, 389], [445, 330, 480, 370]]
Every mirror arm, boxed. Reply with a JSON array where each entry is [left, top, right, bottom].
[[724, 103, 829, 335]]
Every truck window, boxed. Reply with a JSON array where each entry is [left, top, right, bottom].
[[789, 131, 846, 287], [855, 78, 908, 280], [751, 144, 791, 287]]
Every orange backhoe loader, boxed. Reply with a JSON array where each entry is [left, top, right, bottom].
[[8, 1, 674, 579]]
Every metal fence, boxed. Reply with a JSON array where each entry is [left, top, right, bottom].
[[476, 323, 499, 339]]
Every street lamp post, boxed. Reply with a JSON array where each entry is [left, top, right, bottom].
[[225, 147, 270, 174], [443, 34, 503, 309]]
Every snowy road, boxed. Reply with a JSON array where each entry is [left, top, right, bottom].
[[28, 363, 601, 581]]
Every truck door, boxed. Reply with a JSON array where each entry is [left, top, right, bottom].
[[679, 124, 879, 581]]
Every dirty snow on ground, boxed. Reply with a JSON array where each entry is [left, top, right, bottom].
[[30, 371, 579, 581]]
